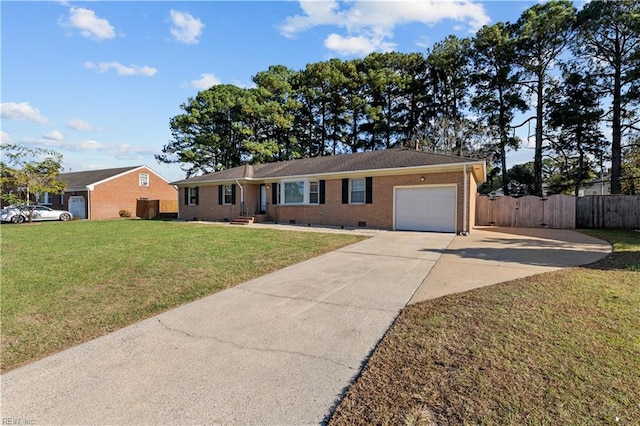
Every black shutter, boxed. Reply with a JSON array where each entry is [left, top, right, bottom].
[[218, 185, 223, 205], [365, 177, 373, 204], [184, 188, 189, 205], [319, 180, 326, 204], [342, 178, 349, 204], [231, 184, 236, 205], [272, 183, 279, 205], [194, 187, 199, 205]]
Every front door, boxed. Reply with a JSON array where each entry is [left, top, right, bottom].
[[259, 184, 267, 213]]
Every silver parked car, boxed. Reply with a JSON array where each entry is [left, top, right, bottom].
[[0, 205, 73, 223]]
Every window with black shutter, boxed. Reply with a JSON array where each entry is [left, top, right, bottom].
[[220, 185, 235, 205], [350, 179, 365, 203], [187, 187, 199, 206]]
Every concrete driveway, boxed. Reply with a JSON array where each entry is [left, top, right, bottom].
[[410, 227, 612, 303], [1, 227, 611, 425], [1, 231, 454, 425]]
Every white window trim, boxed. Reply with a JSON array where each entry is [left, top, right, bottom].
[[223, 184, 233, 205], [39, 192, 53, 205], [309, 181, 319, 205], [187, 187, 198, 206], [139, 173, 149, 187], [281, 179, 319, 205], [350, 178, 366, 204]]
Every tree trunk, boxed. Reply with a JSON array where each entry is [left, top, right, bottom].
[[501, 134, 510, 196], [534, 75, 544, 196], [575, 136, 585, 198], [386, 89, 392, 148], [611, 53, 622, 194]]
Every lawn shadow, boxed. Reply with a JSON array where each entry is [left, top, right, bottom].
[[418, 228, 613, 269], [477, 226, 612, 245], [583, 250, 640, 271], [419, 245, 611, 268]]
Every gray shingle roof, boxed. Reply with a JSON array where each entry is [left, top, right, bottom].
[[61, 166, 142, 190], [173, 149, 481, 185]]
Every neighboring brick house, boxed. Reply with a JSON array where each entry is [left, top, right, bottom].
[[172, 149, 486, 233], [45, 166, 177, 220]]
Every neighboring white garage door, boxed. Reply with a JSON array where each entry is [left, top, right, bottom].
[[394, 186, 456, 232]]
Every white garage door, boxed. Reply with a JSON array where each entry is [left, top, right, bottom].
[[395, 186, 456, 232], [68, 195, 86, 219]]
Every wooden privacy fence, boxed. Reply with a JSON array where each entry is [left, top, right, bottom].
[[476, 194, 576, 228], [576, 195, 640, 229], [136, 199, 178, 220], [476, 194, 640, 229]]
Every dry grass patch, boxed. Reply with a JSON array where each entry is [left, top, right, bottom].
[[1, 220, 365, 372], [329, 230, 640, 425]]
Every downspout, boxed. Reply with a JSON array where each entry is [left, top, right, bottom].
[[461, 164, 468, 236], [236, 180, 244, 216], [86, 186, 91, 220]]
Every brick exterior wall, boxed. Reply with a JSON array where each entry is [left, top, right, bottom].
[[181, 184, 261, 222], [53, 167, 177, 220], [180, 170, 479, 233]]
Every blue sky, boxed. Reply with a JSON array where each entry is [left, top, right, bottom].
[[2, 0, 565, 182]]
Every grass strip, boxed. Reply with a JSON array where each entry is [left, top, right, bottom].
[[1, 220, 365, 372]]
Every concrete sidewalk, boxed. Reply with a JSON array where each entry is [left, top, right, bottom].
[[1, 231, 454, 425], [410, 227, 612, 304]]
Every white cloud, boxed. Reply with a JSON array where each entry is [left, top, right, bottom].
[[43, 130, 64, 141], [324, 34, 395, 56], [66, 118, 102, 131], [169, 10, 205, 44], [62, 7, 116, 41], [279, 0, 343, 37], [0, 102, 49, 125], [84, 61, 157, 77], [189, 73, 221, 90], [280, 0, 490, 55], [416, 36, 431, 49], [1, 131, 10, 144], [19, 136, 157, 161], [111, 143, 155, 160], [72, 140, 105, 151]]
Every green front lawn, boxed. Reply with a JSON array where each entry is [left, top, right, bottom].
[[329, 230, 640, 425], [0, 220, 365, 372]]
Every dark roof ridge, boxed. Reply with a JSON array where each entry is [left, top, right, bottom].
[[172, 149, 483, 185], [60, 165, 142, 177], [60, 165, 144, 188]]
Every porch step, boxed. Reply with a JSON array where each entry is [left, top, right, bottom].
[[230, 216, 254, 225]]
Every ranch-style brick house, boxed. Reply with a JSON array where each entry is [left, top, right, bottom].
[[48, 166, 178, 220], [173, 149, 486, 233]]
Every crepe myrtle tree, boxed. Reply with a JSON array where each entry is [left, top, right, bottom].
[[0, 144, 66, 222]]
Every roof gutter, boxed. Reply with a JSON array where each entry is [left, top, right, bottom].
[[461, 164, 468, 236], [86, 186, 91, 220], [235, 179, 245, 215]]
